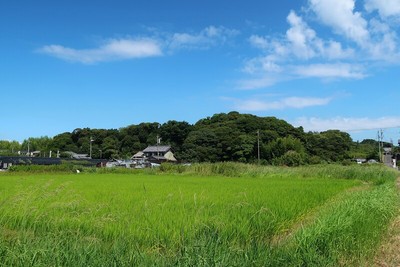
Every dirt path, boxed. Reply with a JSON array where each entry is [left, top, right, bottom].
[[373, 178, 400, 267]]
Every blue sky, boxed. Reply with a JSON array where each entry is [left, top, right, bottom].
[[1, 0, 400, 143]]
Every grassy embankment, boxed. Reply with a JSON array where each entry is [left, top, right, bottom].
[[0, 163, 398, 266]]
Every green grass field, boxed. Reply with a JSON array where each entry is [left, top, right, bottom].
[[0, 164, 398, 266]]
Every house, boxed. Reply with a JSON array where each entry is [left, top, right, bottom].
[[133, 145, 177, 164], [143, 145, 172, 157]]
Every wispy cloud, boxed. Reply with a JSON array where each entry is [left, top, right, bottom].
[[237, 77, 279, 90], [39, 26, 239, 63], [294, 116, 400, 132], [39, 38, 163, 64], [292, 63, 365, 79], [229, 96, 332, 111], [168, 26, 239, 50]]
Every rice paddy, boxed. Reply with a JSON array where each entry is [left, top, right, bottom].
[[0, 164, 398, 266]]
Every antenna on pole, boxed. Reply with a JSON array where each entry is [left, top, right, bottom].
[[156, 135, 161, 156], [90, 136, 94, 159]]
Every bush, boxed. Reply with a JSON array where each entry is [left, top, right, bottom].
[[272, 151, 305, 167], [8, 163, 84, 173], [308, 155, 323, 165]]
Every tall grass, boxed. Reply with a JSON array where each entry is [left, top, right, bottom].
[[0, 164, 398, 266], [7, 161, 397, 185], [270, 182, 399, 266], [160, 162, 397, 184]]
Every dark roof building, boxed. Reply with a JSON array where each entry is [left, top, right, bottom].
[[0, 156, 106, 170]]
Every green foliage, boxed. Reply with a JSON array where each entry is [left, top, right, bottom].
[[350, 139, 380, 160], [0, 140, 21, 156], [306, 130, 353, 162], [181, 129, 220, 162]]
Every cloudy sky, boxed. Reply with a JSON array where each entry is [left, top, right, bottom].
[[1, 0, 400, 142]]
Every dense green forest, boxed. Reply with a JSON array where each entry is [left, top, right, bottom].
[[0, 112, 394, 165]]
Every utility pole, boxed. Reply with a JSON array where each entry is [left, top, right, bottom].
[[90, 137, 94, 159], [377, 129, 384, 163], [257, 130, 260, 165]]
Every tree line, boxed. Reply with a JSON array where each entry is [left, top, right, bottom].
[[0, 112, 388, 165]]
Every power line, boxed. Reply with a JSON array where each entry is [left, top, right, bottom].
[[345, 126, 400, 132]]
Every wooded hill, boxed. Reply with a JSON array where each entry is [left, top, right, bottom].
[[0, 112, 388, 165]]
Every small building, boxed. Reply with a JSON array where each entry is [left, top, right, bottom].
[[17, 150, 40, 157], [131, 151, 145, 161], [383, 147, 394, 168], [355, 158, 366, 164], [64, 151, 91, 160]]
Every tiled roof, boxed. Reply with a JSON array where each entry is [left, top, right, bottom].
[[143, 146, 171, 153]]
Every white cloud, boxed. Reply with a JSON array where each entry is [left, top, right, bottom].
[[241, 1, 400, 89], [367, 18, 399, 61], [294, 116, 400, 132], [169, 26, 239, 50], [365, 0, 400, 18], [249, 11, 353, 61], [233, 96, 332, 111], [286, 10, 317, 59], [309, 0, 370, 45], [292, 63, 365, 79], [308, 0, 400, 61], [242, 10, 357, 89], [40, 38, 162, 64]]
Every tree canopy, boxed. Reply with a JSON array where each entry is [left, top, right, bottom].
[[0, 112, 390, 165]]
